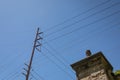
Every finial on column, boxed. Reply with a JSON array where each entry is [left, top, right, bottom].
[[86, 50, 92, 57]]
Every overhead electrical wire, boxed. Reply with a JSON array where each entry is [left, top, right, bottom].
[[60, 17, 120, 50], [0, 53, 25, 73], [32, 69, 45, 80], [44, 2, 120, 38], [31, 73, 39, 80], [3, 70, 20, 80], [43, 21, 120, 67], [44, 10, 120, 42], [43, 22, 119, 57], [31, 55, 49, 70], [0, 50, 30, 76], [45, 42, 70, 64], [43, 0, 110, 33], [62, 22, 120, 50], [39, 51, 75, 80], [1, 59, 30, 80], [42, 45, 75, 74]]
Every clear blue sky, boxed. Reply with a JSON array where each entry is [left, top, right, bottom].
[[0, 0, 120, 80]]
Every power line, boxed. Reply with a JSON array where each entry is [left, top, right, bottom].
[[44, 2, 120, 37], [0, 51, 27, 75], [43, 0, 110, 33], [63, 22, 120, 50], [46, 42, 70, 64], [61, 18, 120, 50], [3, 70, 20, 80], [44, 9, 120, 42], [1, 62, 25, 80], [31, 73, 39, 80], [40, 51, 75, 80], [32, 69, 45, 80], [42, 45, 75, 74]]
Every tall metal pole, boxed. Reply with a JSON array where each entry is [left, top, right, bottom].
[[25, 28, 43, 80]]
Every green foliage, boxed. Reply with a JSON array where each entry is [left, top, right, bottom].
[[115, 70, 120, 75]]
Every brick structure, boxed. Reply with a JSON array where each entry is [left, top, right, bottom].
[[71, 51, 115, 80]]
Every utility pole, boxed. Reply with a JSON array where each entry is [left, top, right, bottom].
[[23, 28, 43, 80]]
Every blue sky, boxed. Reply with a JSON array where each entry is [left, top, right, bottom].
[[0, 0, 120, 80]]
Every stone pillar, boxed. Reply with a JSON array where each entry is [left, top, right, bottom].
[[71, 51, 115, 80]]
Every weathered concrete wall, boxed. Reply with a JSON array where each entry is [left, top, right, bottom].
[[81, 69, 108, 80], [71, 51, 115, 80]]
